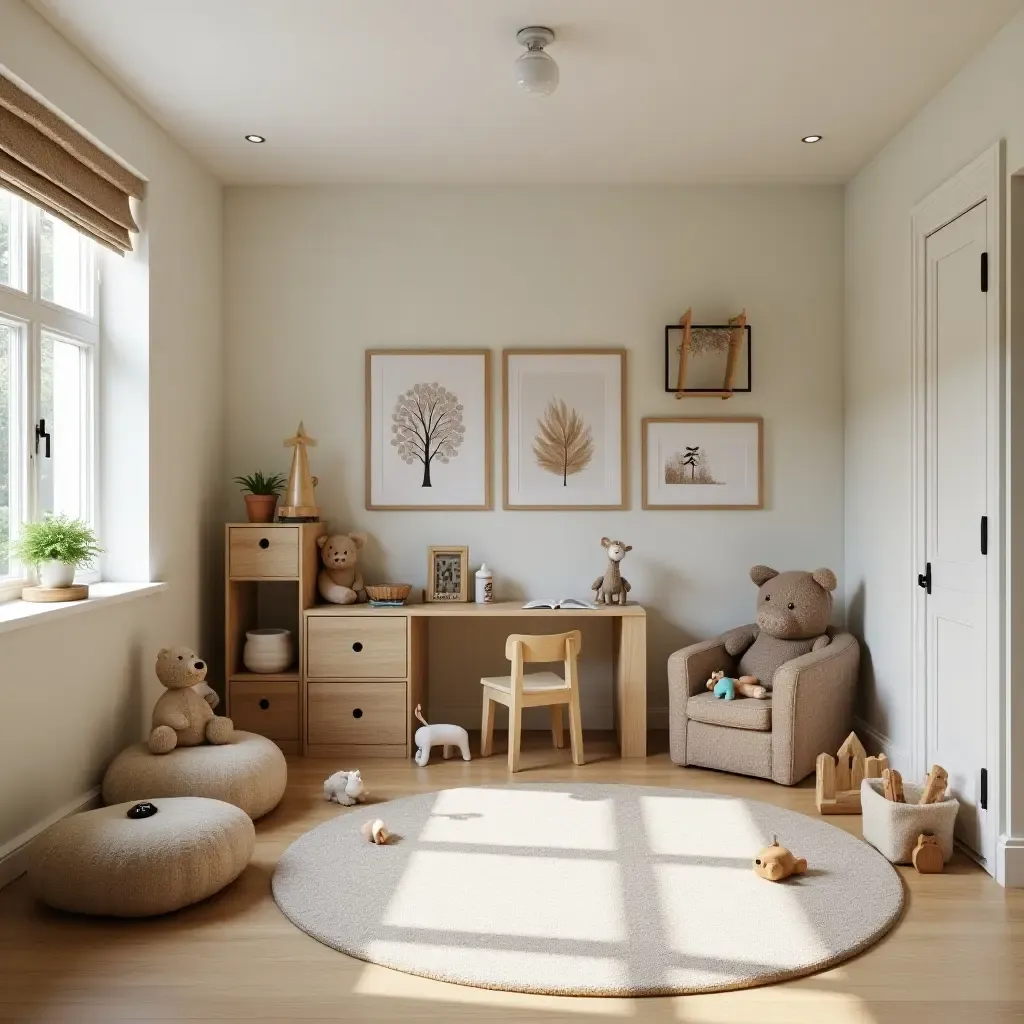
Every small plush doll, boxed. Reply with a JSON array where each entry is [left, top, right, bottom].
[[413, 705, 471, 766], [706, 670, 767, 701], [360, 819, 392, 845], [317, 533, 368, 605], [753, 835, 807, 882], [592, 537, 632, 606], [324, 769, 368, 806]]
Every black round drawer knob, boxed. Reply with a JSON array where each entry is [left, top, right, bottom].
[[258, 538, 270, 549], [259, 698, 270, 710], [352, 641, 363, 652], [352, 708, 363, 719]]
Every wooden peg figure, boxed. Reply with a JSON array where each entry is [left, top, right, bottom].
[[278, 421, 321, 522]]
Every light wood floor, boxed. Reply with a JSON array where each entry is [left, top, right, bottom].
[[1, 732, 1022, 1023]]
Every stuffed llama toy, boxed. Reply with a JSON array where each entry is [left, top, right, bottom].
[[414, 705, 471, 766], [149, 647, 234, 754], [324, 769, 368, 806], [592, 537, 632, 606], [317, 532, 368, 605]]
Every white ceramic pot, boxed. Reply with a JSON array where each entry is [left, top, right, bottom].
[[243, 628, 292, 674], [39, 561, 75, 588]]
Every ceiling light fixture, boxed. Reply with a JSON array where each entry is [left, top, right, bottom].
[[802, 135, 823, 144], [245, 134, 266, 144], [515, 26, 558, 97]]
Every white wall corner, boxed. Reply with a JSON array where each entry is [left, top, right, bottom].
[[853, 716, 911, 774], [0, 787, 102, 892], [997, 835, 1024, 887]]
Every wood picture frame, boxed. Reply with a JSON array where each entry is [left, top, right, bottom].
[[642, 416, 764, 510], [426, 546, 470, 602], [365, 349, 491, 511], [665, 314, 752, 397], [503, 348, 627, 510]]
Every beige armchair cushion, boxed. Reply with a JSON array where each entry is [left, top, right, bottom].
[[685, 692, 772, 731]]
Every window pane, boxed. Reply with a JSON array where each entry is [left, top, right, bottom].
[[0, 189, 27, 292], [39, 211, 94, 316], [39, 332, 87, 522], [0, 324, 10, 575]]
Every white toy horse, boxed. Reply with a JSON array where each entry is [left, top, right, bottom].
[[414, 705, 471, 767]]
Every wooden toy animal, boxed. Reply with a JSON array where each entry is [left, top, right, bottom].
[[912, 833, 944, 873], [753, 836, 807, 882], [592, 537, 632, 606]]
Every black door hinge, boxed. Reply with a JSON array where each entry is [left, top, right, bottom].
[[34, 418, 50, 458], [981, 767, 988, 810], [917, 562, 932, 594], [981, 251, 989, 292], [981, 515, 988, 555]]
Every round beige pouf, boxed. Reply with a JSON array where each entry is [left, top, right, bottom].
[[30, 797, 254, 917], [102, 731, 286, 820]]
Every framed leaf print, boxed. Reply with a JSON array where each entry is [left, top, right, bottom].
[[366, 350, 491, 510], [503, 349, 626, 510]]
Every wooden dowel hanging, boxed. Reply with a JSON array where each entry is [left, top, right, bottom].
[[674, 308, 692, 398], [722, 308, 746, 398]]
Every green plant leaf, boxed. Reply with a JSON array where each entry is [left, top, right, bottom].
[[233, 471, 286, 495], [10, 513, 102, 569]]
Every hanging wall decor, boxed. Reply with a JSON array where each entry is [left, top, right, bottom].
[[366, 349, 491, 510], [504, 349, 626, 510], [665, 309, 751, 397]]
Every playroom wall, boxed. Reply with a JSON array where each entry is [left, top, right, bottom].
[[224, 183, 845, 729], [0, 0, 223, 870]]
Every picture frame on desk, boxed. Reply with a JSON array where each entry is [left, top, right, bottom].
[[426, 545, 469, 602]]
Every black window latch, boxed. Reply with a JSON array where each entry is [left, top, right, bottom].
[[917, 562, 931, 594], [34, 419, 51, 458]]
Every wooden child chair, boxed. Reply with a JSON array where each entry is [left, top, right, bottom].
[[479, 630, 584, 772]]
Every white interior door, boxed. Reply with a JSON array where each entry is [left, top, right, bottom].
[[923, 200, 990, 859]]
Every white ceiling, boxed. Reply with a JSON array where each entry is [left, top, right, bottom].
[[29, 0, 1023, 185]]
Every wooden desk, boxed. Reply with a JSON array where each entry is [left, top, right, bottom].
[[303, 602, 648, 759]]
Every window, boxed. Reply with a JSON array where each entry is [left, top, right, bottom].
[[0, 188, 98, 595]]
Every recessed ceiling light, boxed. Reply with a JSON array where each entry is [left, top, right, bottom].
[[244, 134, 266, 144], [802, 135, 823, 144]]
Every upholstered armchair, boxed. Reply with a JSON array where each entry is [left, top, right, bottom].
[[667, 627, 859, 786]]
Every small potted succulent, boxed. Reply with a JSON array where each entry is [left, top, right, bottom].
[[12, 513, 102, 588], [234, 471, 287, 524]]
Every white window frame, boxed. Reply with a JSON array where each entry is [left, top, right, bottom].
[[0, 194, 100, 601]]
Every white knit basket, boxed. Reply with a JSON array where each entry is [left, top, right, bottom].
[[860, 778, 959, 864]]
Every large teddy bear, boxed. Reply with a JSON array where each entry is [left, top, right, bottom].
[[722, 565, 838, 692], [149, 647, 234, 754], [317, 532, 368, 605]]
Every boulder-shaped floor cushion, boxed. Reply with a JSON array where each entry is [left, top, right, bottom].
[[102, 730, 286, 820], [29, 797, 254, 917]]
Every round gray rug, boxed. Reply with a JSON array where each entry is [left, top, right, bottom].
[[273, 783, 904, 996]]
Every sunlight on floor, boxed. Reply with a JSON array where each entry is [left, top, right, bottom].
[[671, 987, 878, 1023], [640, 793, 763, 857]]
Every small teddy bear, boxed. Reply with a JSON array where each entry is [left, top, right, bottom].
[[706, 669, 768, 701], [317, 532, 368, 605], [753, 835, 807, 882], [324, 769, 368, 806], [149, 647, 234, 754]]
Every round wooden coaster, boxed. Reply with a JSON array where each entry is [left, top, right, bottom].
[[21, 584, 89, 603]]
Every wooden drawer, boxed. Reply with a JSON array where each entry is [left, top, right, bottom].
[[229, 527, 299, 579], [306, 616, 407, 679], [229, 681, 299, 741], [307, 682, 406, 745]]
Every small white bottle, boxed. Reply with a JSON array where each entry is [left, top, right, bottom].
[[475, 563, 493, 603]]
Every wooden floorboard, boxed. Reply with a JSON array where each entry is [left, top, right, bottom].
[[1, 731, 1022, 1023]]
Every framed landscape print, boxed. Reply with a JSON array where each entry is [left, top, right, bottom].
[[366, 350, 491, 510], [503, 349, 626, 510], [426, 546, 469, 602], [642, 417, 763, 510]]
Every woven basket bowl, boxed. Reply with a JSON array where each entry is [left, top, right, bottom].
[[365, 584, 412, 603]]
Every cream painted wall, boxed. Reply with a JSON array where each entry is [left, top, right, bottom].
[[0, 0, 222, 854], [845, 7, 1024, 877], [225, 184, 844, 729]]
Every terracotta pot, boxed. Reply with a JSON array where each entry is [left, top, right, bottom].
[[244, 494, 279, 523]]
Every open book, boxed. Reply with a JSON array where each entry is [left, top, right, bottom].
[[522, 598, 600, 610]]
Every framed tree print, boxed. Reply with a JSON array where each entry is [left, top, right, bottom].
[[366, 350, 491, 510], [642, 416, 763, 510], [504, 349, 626, 510]]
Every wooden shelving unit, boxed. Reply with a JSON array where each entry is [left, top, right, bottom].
[[224, 521, 324, 755]]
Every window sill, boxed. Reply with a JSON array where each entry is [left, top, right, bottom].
[[0, 581, 167, 636]]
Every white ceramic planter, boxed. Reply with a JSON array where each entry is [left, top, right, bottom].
[[243, 628, 292, 674], [39, 561, 75, 588]]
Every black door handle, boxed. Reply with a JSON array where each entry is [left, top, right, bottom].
[[917, 562, 931, 594]]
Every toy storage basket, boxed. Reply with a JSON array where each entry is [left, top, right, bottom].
[[861, 778, 959, 864]]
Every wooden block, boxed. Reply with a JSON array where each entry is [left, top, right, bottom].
[[864, 754, 888, 779], [882, 768, 905, 803], [828, 790, 863, 814], [815, 752, 835, 813], [850, 752, 866, 791], [912, 834, 945, 873], [835, 749, 851, 792], [920, 765, 949, 805]]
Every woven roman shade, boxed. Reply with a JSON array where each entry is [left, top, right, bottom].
[[0, 73, 144, 253]]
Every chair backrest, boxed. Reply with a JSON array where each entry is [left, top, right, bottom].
[[504, 630, 582, 663]]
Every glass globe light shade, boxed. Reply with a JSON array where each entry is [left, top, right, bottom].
[[515, 49, 559, 96]]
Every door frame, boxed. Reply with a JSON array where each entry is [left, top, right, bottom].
[[910, 142, 1003, 875]]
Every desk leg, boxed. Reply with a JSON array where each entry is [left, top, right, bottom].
[[614, 616, 647, 758], [408, 616, 428, 759]]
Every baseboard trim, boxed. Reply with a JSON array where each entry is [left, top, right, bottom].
[[0, 786, 102, 891], [998, 834, 1024, 887]]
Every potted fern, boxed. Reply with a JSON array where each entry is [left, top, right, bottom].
[[234, 471, 287, 523], [12, 514, 102, 588]]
